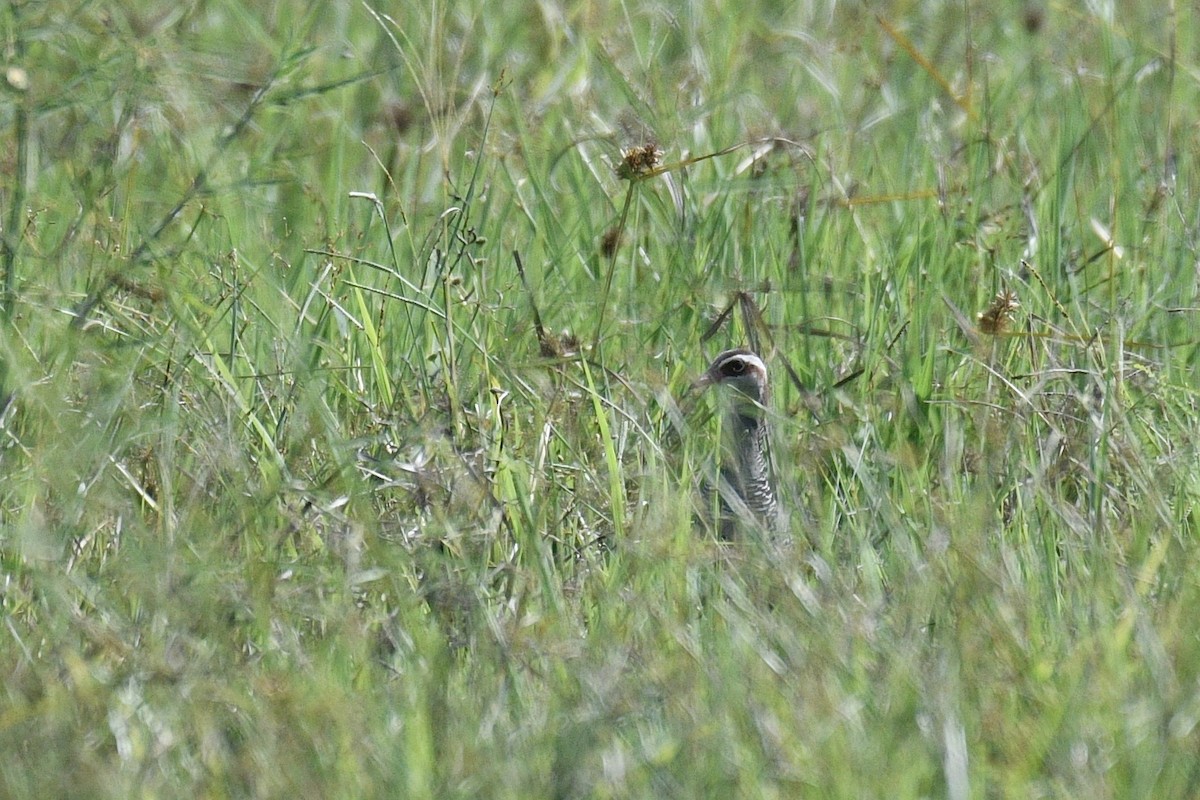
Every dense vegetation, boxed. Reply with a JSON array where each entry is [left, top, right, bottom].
[[2, 2, 1199, 796]]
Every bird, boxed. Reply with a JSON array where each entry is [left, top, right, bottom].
[[692, 348, 784, 538]]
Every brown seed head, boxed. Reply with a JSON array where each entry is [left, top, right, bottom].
[[977, 290, 1021, 335], [616, 142, 663, 180]]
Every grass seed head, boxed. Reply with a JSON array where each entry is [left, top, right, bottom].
[[600, 227, 623, 257], [977, 289, 1020, 334], [616, 142, 662, 180]]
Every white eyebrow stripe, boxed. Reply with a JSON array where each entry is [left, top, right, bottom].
[[717, 353, 766, 376]]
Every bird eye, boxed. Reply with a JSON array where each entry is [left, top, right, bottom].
[[725, 359, 746, 375]]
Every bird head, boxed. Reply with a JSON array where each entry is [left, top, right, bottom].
[[693, 348, 769, 415]]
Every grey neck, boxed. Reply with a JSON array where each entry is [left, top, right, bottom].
[[726, 410, 780, 529]]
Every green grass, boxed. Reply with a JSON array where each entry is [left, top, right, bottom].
[[3, 1, 1199, 796]]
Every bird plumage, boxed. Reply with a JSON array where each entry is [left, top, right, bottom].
[[694, 348, 784, 537]]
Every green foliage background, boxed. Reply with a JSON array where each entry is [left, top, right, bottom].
[[2, 1, 1199, 797]]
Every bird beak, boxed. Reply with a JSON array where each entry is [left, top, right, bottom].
[[689, 372, 714, 394]]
